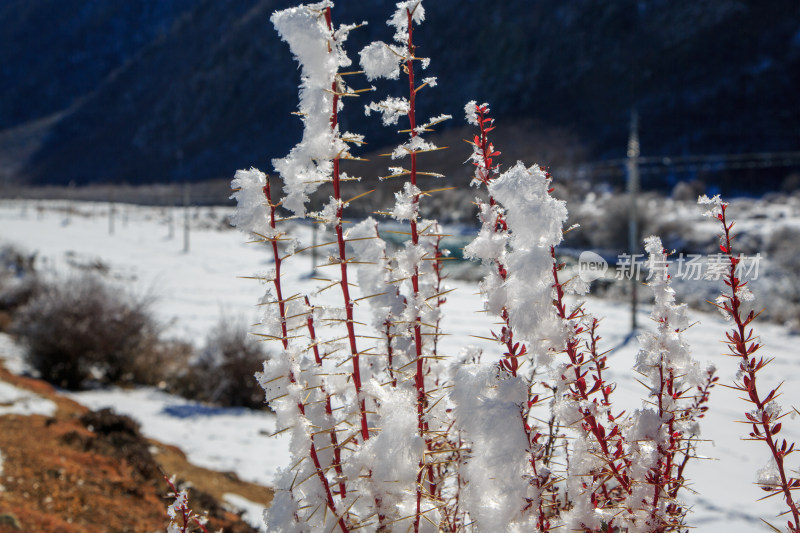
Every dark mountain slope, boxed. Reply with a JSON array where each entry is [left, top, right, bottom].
[[0, 0, 196, 129], [2, 0, 798, 188]]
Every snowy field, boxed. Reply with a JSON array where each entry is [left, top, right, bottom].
[[1, 198, 800, 532]]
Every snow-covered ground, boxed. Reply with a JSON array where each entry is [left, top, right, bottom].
[[1, 198, 800, 531], [0, 374, 56, 417]]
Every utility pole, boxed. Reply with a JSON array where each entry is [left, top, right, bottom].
[[627, 110, 640, 332], [183, 179, 190, 254], [108, 190, 116, 236]]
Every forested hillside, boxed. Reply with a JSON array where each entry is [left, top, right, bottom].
[[1, 0, 797, 189]]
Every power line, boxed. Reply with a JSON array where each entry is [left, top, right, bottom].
[[567, 151, 800, 179]]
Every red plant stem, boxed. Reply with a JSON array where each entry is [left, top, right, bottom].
[[471, 103, 549, 526], [670, 367, 717, 499], [402, 9, 435, 531], [164, 476, 211, 533], [472, 104, 499, 188], [649, 363, 678, 530], [718, 204, 800, 531], [470, 104, 524, 376], [527, 433, 551, 532], [406, 8, 424, 423], [263, 179, 349, 533], [264, 180, 289, 349], [304, 296, 346, 500], [587, 319, 614, 420], [324, 6, 370, 444], [551, 247, 631, 505], [638, 268, 682, 530], [263, 179, 319, 527]]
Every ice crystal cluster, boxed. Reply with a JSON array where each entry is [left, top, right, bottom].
[[224, 1, 779, 532]]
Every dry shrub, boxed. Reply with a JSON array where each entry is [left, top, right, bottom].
[[0, 245, 41, 318], [72, 408, 162, 484], [170, 318, 268, 409], [130, 338, 194, 388], [566, 193, 654, 251], [11, 274, 160, 389]]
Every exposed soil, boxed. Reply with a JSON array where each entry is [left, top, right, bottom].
[[0, 365, 273, 532]]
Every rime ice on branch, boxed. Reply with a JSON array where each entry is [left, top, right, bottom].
[[626, 236, 715, 531], [272, 1, 375, 450], [232, 167, 350, 532], [231, 2, 371, 530], [361, 1, 452, 530], [271, 2, 364, 217], [234, 1, 454, 530], [226, 1, 743, 531], [456, 104, 554, 530], [701, 194, 800, 532]]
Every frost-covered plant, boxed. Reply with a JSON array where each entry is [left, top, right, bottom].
[[173, 318, 268, 409], [701, 194, 800, 532], [232, 2, 375, 530], [164, 475, 210, 533], [456, 102, 561, 531], [626, 236, 717, 531], [227, 2, 792, 532], [359, 2, 455, 528]]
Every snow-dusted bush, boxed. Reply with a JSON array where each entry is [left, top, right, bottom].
[[12, 274, 160, 389], [230, 2, 800, 531], [172, 318, 269, 409], [564, 193, 698, 254], [0, 244, 41, 321]]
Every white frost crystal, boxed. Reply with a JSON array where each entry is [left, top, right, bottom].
[[271, 2, 357, 216], [359, 41, 403, 80], [698, 193, 726, 219], [487, 162, 568, 359], [365, 96, 410, 126], [230, 168, 273, 238]]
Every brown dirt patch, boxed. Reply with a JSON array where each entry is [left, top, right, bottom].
[[0, 363, 273, 532], [152, 443, 273, 509]]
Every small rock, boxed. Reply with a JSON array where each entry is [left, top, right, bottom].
[[0, 512, 21, 529]]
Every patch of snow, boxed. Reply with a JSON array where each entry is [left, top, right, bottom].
[[223, 493, 267, 532], [0, 333, 30, 375], [3, 200, 800, 531], [0, 380, 55, 417], [68, 387, 288, 488]]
